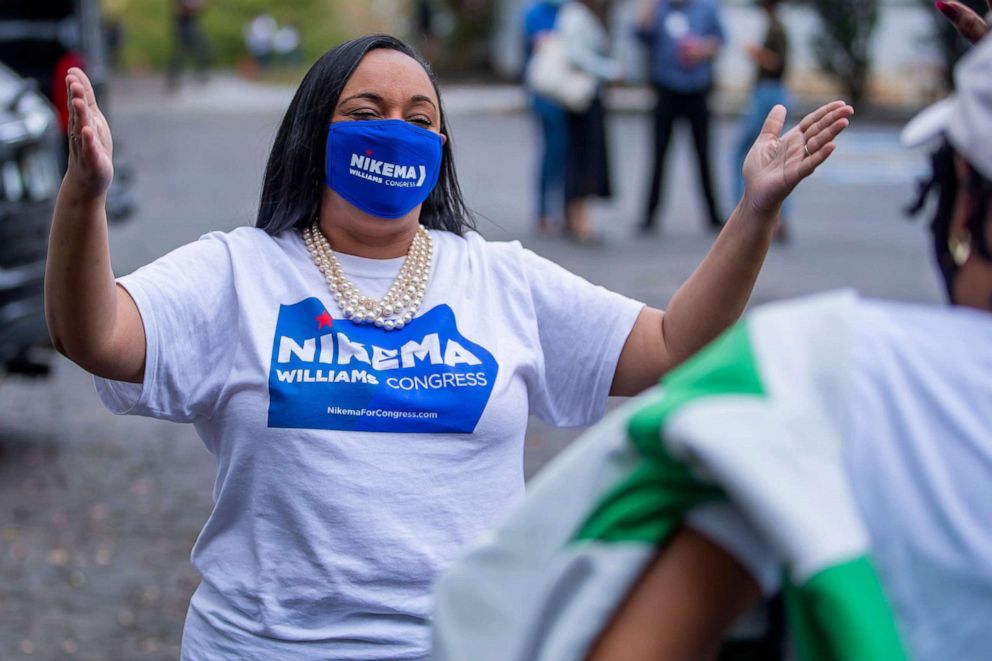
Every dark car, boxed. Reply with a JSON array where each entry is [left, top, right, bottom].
[[0, 63, 61, 377], [0, 0, 133, 221]]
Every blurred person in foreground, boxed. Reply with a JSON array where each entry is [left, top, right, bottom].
[[733, 0, 791, 242], [636, 0, 725, 235], [522, 0, 568, 236], [167, 0, 211, 92], [558, 0, 625, 244], [46, 32, 849, 659], [432, 16, 992, 661]]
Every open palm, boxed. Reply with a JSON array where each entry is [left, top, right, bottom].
[[743, 100, 854, 216], [65, 67, 114, 197]]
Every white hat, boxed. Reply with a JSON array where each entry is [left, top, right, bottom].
[[901, 35, 992, 179]]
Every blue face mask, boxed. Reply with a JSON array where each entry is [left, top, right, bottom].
[[325, 119, 444, 219]]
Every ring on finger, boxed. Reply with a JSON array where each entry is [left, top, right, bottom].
[[803, 142, 812, 158]]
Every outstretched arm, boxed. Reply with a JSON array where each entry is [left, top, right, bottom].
[[611, 101, 854, 396], [45, 67, 145, 383]]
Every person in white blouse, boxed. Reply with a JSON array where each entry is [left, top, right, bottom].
[[556, 0, 624, 243]]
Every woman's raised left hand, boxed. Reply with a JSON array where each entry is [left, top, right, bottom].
[[742, 100, 854, 217]]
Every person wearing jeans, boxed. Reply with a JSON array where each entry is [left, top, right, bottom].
[[522, 0, 569, 235], [734, 0, 791, 241]]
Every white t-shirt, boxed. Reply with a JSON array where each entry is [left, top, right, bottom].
[[95, 227, 643, 660], [842, 300, 992, 660], [704, 298, 992, 658]]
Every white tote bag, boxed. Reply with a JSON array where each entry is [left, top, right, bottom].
[[525, 35, 597, 113]]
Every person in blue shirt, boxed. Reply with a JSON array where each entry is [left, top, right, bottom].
[[636, 0, 725, 234], [522, 0, 569, 236]]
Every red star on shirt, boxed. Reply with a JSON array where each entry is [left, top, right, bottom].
[[316, 311, 333, 329], [365, 149, 374, 157]]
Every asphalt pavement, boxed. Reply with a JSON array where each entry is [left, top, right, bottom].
[[0, 73, 942, 660]]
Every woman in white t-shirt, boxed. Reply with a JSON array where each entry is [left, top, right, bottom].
[[45, 33, 851, 660]]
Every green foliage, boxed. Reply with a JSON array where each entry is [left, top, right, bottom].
[[439, 0, 496, 73], [116, 0, 170, 69], [116, 0, 346, 70], [803, 0, 879, 105]]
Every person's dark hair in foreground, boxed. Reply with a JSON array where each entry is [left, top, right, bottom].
[[910, 141, 992, 301]]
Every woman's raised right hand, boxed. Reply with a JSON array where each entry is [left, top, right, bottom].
[[65, 67, 114, 198]]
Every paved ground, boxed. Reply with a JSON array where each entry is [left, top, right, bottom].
[[0, 74, 941, 660]]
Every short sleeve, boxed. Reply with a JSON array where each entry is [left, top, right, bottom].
[[95, 232, 239, 422], [521, 249, 644, 427]]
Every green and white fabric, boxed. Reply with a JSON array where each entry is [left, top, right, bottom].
[[432, 291, 909, 661]]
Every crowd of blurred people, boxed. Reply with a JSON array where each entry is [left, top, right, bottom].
[[521, 0, 793, 244]]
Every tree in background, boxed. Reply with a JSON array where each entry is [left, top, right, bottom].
[[109, 0, 496, 77], [920, 0, 989, 89], [803, 0, 879, 106], [441, 0, 495, 75], [114, 0, 343, 71]]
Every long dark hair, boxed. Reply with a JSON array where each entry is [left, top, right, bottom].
[[908, 139, 992, 299], [255, 34, 474, 235]]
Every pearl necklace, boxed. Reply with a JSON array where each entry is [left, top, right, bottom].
[[303, 221, 432, 331]]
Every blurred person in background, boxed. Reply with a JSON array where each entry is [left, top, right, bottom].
[[434, 7, 992, 661], [413, 0, 442, 64], [244, 13, 278, 72], [242, 14, 301, 72], [558, 0, 625, 244], [522, 0, 568, 236], [273, 24, 303, 67], [636, 0, 725, 235], [46, 31, 849, 659], [733, 0, 791, 242], [103, 0, 126, 70], [167, 0, 211, 92]]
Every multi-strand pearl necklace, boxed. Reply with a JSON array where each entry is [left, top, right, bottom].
[[303, 221, 432, 331]]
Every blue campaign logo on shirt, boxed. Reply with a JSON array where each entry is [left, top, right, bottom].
[[267, 299, 498, 433]]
